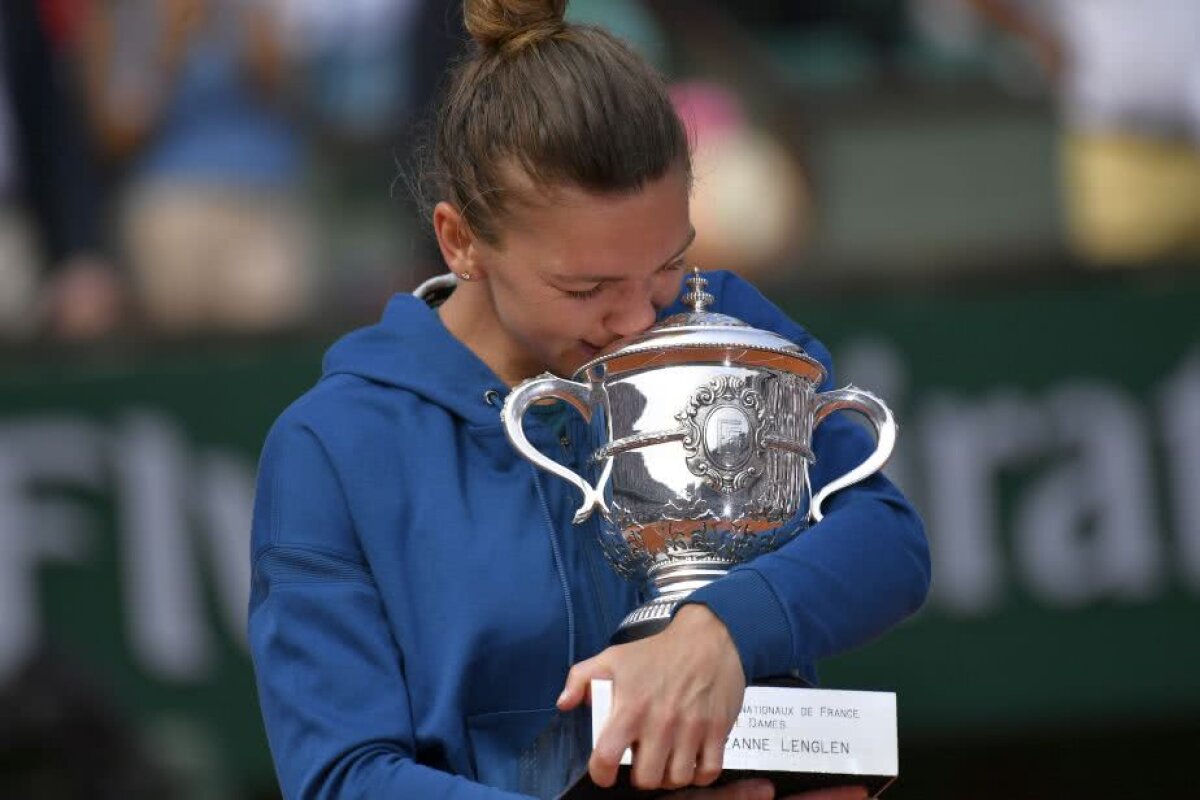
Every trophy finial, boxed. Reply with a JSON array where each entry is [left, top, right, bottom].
[[683, 268, 714, 312]]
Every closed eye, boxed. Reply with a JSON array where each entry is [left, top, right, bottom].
[[563, 259, 688, 299], [565, 283, 604, 299]]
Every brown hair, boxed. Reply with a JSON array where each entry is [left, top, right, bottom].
[[422, 0, 690, 244]]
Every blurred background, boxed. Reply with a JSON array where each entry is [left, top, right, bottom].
[[1, 0, 1198, 797]]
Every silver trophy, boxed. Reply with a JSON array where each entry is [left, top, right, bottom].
[[503, 270, 896, 643]]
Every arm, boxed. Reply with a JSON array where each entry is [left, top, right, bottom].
[[967, 0, 1049, 40], [248, 415, 529, 800], [239, 1, 290, 100], [966, 0, 1063, 78], [77, 0, 198, 162], [679, 271, 931, 681]]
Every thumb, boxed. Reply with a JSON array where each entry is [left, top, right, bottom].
[[557, 653, 611, 711], [781, 786, 869, 800]]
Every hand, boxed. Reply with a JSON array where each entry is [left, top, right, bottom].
[[41, 256, 123, 341], [161, 0, 208, 66], [664, 778, 773, 800], [781, 787, 868, 800], [665, 780, 869, 800], [164, 0, 206, 34], [557, 604, 745, 791], [1026, 29, 1065, 82]]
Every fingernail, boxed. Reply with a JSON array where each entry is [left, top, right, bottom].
[[748, 779, 774, 800]]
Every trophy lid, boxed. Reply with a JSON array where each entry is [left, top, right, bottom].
[[574, 269, 826, 382]]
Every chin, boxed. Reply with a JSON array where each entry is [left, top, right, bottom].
[[554, 360, 582, 378], [546, 347, 585, 378], [555, 354, 588, 378]]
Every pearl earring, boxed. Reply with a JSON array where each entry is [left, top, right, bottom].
[[459, 272, 471, 281]]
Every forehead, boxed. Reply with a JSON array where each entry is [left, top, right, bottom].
[[496, 166, 692, 275]]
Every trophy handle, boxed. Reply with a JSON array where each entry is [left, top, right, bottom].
[[501, 373, 610, 524], [809, 387, 897, 523]]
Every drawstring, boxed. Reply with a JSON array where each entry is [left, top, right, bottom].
[[530, 466, 577, 670], [494, 389, 575, 669]]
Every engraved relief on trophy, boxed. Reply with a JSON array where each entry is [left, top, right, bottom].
[[705, 407, 753, 469], [678, 373, 772, 495]]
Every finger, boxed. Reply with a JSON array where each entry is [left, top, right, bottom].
[[732, 780, 777, 800], [629, 722, 671, 790], [557, 655, 609, 711], [662, 717, 705, 789], [587, 740, 627, 788], [662, 750, 697, 791], [588, 665, 647, 787], [781, 786, 869, 800], [683, 778, 773, 800], [693, 726, 726, 787], [588, 710, 636, 788], [662, 778, 769, 799]]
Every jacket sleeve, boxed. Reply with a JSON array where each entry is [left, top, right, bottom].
[[248, 413, 531, 800], [680, 272, 931, 683]]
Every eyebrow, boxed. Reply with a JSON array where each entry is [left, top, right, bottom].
[[551, 227, 696, 283]]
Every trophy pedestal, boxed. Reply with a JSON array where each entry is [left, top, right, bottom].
[[557, 680, 899, 799], [607, 596, 676, 644]]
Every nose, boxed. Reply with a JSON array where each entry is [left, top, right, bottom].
[[604, 282, 658, 338]]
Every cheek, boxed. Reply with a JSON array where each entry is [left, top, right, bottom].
[[516, 298, 590, 345], [654, 271, 687, 307]]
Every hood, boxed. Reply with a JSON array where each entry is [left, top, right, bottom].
[[320, 287, 511, 427]]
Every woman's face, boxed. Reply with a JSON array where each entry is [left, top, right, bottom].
[[474, 165, 694, 379]]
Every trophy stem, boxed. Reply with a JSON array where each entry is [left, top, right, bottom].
[[610, 556, 733, 644]]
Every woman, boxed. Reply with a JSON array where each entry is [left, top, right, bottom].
[[247, 1, 930, 798]]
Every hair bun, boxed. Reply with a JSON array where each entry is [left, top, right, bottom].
[[464, 0, 568, 52]]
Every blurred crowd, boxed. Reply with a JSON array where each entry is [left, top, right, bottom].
[[2, 0, 464, 343], [2, 0, 1198, 345]]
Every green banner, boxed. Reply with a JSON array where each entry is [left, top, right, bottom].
[[0, 347, 321, 794], [791, 276, 1200, 737], [1, 273, 1197, 793]]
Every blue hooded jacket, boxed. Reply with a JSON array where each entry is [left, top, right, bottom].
[[248, 271, 930, 799]]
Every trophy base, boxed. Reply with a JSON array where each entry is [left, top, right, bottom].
[[557, 765, 896, 799], [559, 680, 900, 799], [610, 596, 677, 644], [611, 558, 732, 643]]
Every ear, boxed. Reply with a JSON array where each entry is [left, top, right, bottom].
[[433, 201, 486, 279]]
